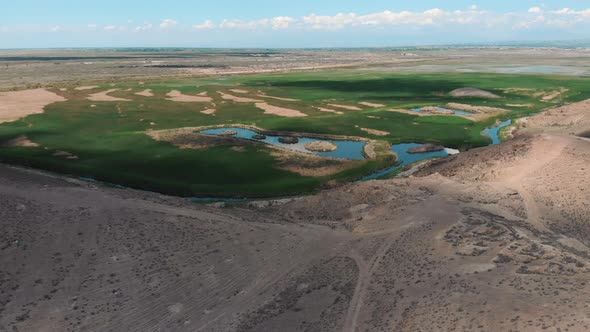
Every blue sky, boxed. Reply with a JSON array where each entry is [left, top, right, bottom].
[[2, 1, 590, 48]]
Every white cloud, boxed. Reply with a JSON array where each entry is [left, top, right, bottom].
[[193, 20, 215, 30], [270, 16, 295, 29], [159, 19, 177, 29], [87, 24, 97, 30], [552, 8, 590, 17], [50, 25, 62, 32], [303, 9, 459, 30], [103, 25, 116, 31], [216, 16, 295, 30], [528, 7, 542, 14], [135, 23, 153, 31]]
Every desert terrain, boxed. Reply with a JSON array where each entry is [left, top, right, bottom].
[[1, 81, 590, 332], [2, 47, 590, 91]]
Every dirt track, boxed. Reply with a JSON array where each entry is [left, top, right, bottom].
[[1, 100, 590, 331]]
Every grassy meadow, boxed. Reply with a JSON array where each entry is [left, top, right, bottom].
[[1, 70, 588, 197]]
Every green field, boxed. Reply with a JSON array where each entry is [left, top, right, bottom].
[[1, 70, 588, 197]]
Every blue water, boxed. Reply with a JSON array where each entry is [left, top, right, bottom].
[[360, 143, 450, 180], [410, 106, 473, 116], [482, 120, 512, 145], [200, 127, 366, 160], [193, 120, 515, 199]]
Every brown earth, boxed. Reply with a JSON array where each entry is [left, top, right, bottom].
[[406, 143, 444, 154], [1, 100, 590, 332], [87, 89, 131, 102], [147, 128, 250, 150], [270, 150, 362, 177], [449, 87, 501, 98], [328, 104, 363, 111], [230, 89, 249, 94], [74, 86, 99, 91], [445, 102, 508, 114], [515, 99, 590, 137], [219, 92, 262, 103], [315, 107, 344, 115], [0, 89, 66, 123], [135, 89, 154, 97], [360, 127, 389, 136], [359, 102, 386, 108], [200, 108, 216, 115], [166, 90, 212, 102], [255, 103, 307, 117], [304, 141, 338, 152], [540, 88, 569, 102]]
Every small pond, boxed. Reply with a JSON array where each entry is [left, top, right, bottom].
[[410, 106, 473, 116], [200, 127, 366, 160], [482, 120, 512, 145], [361, 143, 457, 180]]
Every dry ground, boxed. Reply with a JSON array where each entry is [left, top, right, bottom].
[[0, 89, 66, 123], [2, 99, 590, 331]]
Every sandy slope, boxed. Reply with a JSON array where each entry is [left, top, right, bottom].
[[1, 100, 590, 331]]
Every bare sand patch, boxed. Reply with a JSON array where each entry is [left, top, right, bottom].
[[359, 102, 386, 108], [270, 150, 361, 177], [315, 107, 343, 115], [445, 103, 508, 114], [328, 104, 363, 111], [0, 88, 66, 123], [255, 103, 307, 117], [147, 127, 248, 150], [135, 89, 154, 97], [3, 135, 40, 148], [166, 90, 212, 102], [407, 144, 444, 154], [541, 88, 569, 102], [218, 92, 262, 103], [257, 94, 300, 102], [304, 141, 337, 152], [502, 88, 536, 94], [74, 86, 99, 91], [87, 89, 131, 102], [422, 106, 453, 114], [360, 127, 390, 136], [450, 87, 500, 99], [201, 109, 216, 115], [230, 89, 249, 94]]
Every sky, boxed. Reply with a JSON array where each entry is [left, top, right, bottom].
[[1, 1, 590, 48]]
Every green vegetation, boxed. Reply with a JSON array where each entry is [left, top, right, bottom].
[[1, 70, 588, 197]]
